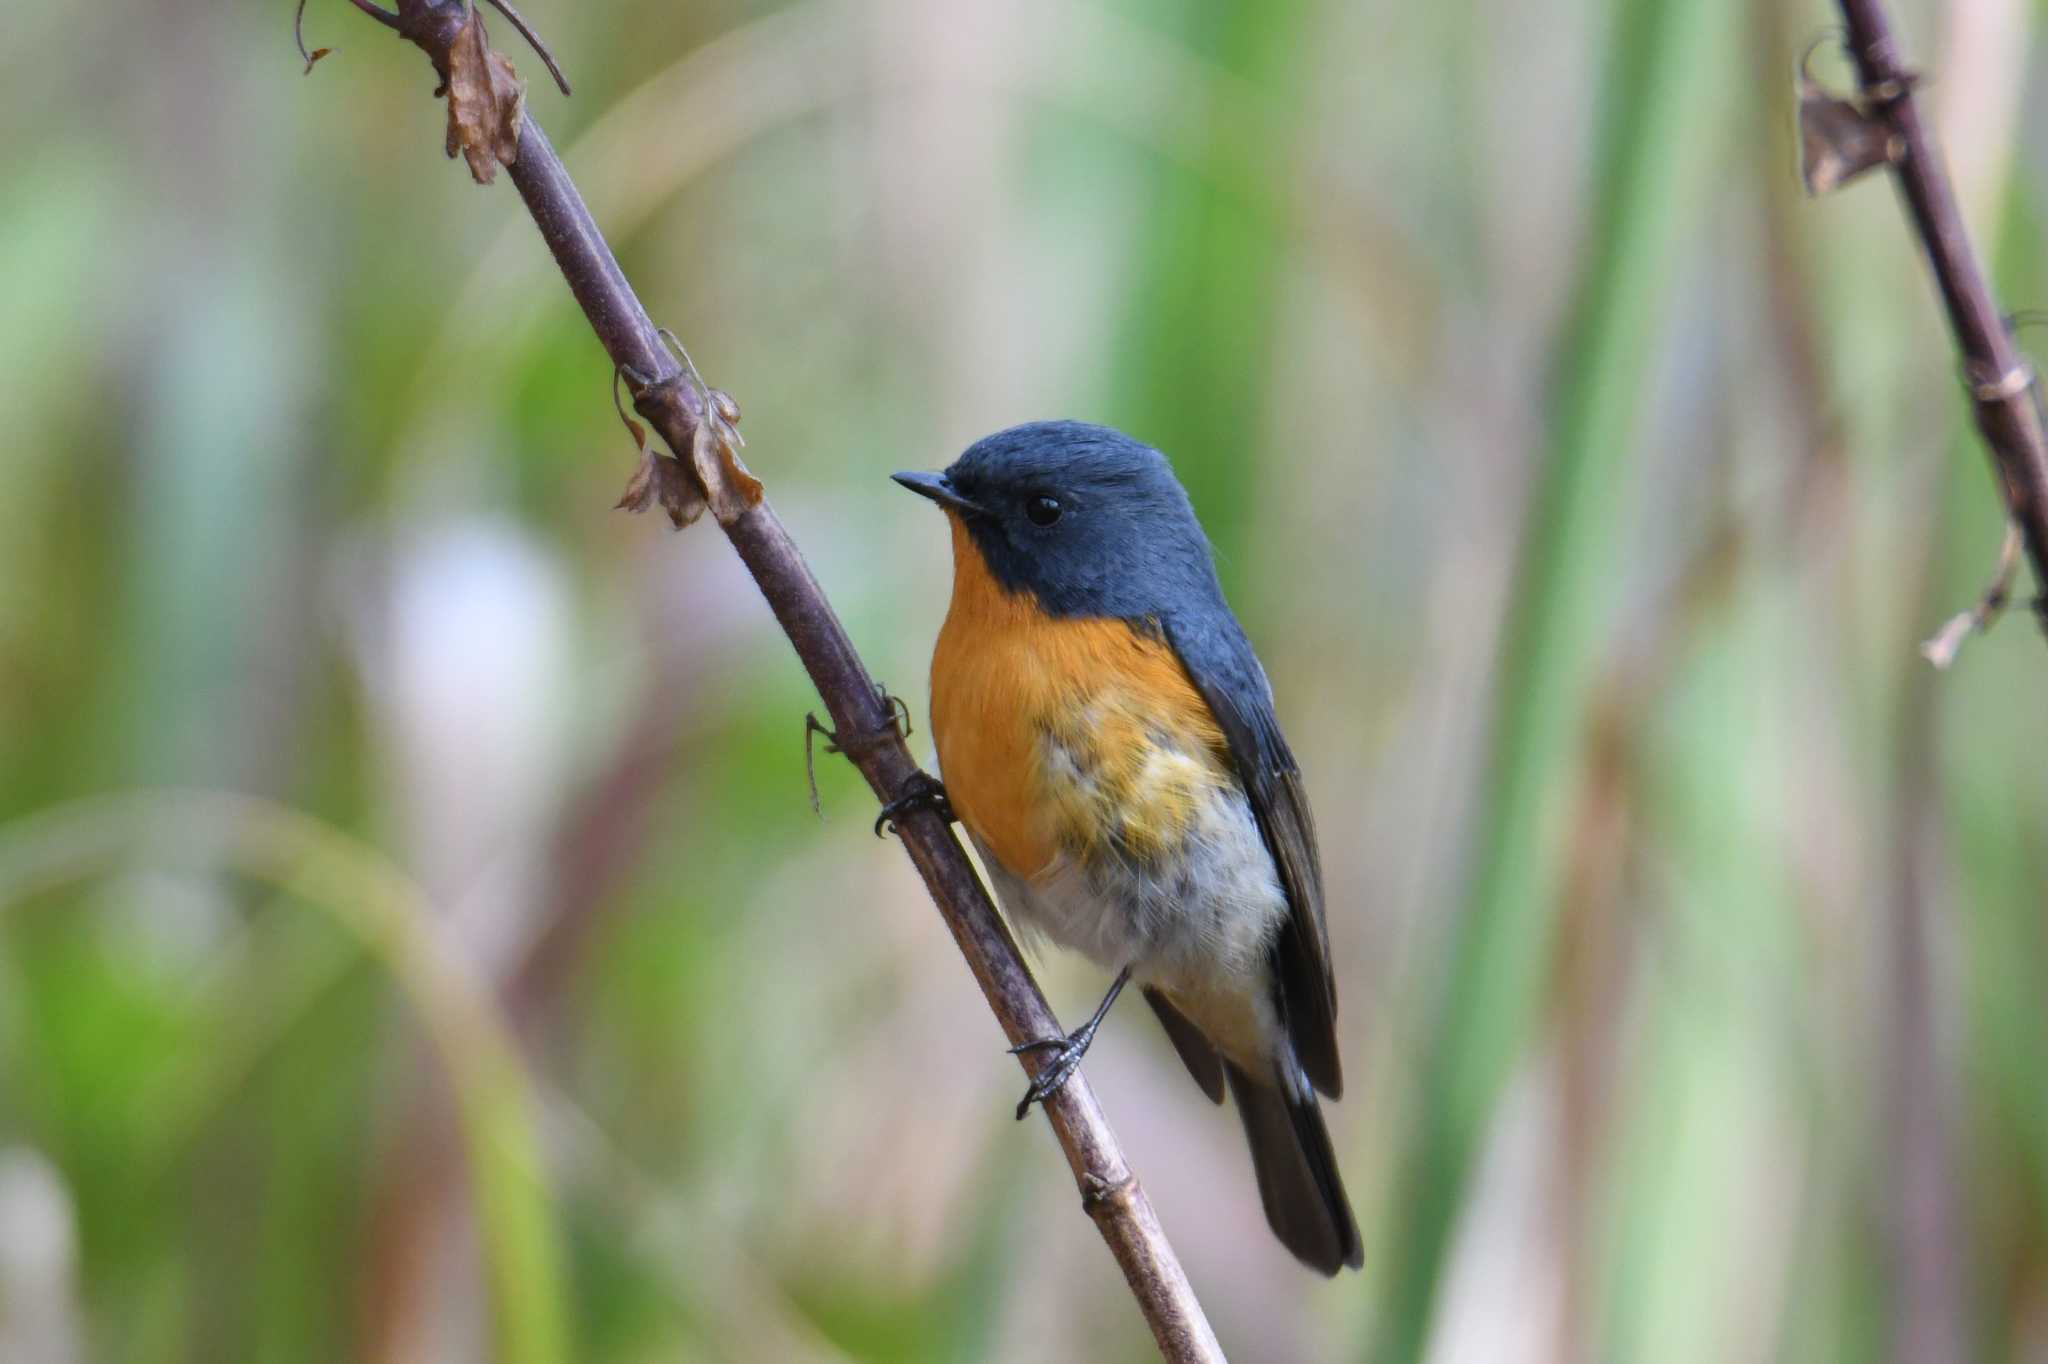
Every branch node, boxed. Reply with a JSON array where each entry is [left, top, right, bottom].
[[1968, 361, 2033, 404], [1082, 1171, 1140, 1217], [621, 337, 763, 527], [1866, 71, 1920, 107], [649, 329, 746, 447]]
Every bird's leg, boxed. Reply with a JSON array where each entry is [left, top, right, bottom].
[[1009, 966, 1133, 1119], [874, 771, 953, 837]]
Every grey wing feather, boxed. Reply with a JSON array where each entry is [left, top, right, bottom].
[[1162, 615, 1342, 1099]]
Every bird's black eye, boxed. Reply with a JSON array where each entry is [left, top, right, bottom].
[[1025, 495, 1062, 527]]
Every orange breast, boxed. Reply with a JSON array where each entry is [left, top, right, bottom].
[[929, 513, 1230, 881]]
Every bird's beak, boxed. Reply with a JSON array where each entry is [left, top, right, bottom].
[[891, 470, 985, 516]]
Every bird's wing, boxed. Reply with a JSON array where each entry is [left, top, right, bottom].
[[1162, 613, 1341, 1098]]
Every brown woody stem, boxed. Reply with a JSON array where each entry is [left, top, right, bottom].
[[1836, 0, 2048, 638], [350, 4, 1225, 1358]]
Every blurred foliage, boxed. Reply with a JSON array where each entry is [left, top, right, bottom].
[[3, 0, 2047, 1361]]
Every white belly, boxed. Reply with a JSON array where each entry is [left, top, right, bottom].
[[970, 780, 1290, 1069]]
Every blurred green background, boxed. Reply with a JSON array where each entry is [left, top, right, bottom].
[[3, 0, 2045, 1359]]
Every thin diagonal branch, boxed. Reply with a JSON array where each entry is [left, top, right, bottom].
[[333, 4, 1223, 1359], [1834, 0, 2048, 640]]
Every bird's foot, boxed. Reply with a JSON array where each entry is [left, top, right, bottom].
[[1009, 1027, 1100, 1119], [1008, 966, 1132, 1119], [874, 771, 952, 837]]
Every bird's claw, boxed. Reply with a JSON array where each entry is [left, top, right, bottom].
[[1011, 1031, 1095, 1119], [875, 772, 952, 837], [1007, 966, 1131, 1119]]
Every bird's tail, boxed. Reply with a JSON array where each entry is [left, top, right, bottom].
[[1225, 1055, 1363, 1274]]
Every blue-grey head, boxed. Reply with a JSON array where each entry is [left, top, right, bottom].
[[893, 421, 1224, 622]]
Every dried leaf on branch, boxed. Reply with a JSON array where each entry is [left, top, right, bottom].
[[616, 448, 709, 530], [442, 6, 524, 185], [687, 391, 763, 524], [615, 375, 761, 530], [1795, 38, 1900, 196]]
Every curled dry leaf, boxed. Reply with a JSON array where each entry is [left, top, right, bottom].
[[616, 448, 708, 530], [616, 372, 761, 531], [443, 6, 525, 185], [689, 390, 764, 525], [1796, 55, 1898, 196]]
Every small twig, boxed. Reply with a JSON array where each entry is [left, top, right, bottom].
[[478, 0, 571, 95], [1921, 521, 2021, 669], [657, 328, 708, 394], [295, 0, 334, 71], [296, 0, 405, 72]]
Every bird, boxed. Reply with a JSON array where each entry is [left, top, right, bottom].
[[890, 419, 1362, 1274]]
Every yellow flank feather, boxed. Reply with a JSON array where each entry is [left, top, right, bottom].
[[929, 513, 1230, 881]]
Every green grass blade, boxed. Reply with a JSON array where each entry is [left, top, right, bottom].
[[0, 792, 571, 1364], [1375, 1, 1738, 1356]]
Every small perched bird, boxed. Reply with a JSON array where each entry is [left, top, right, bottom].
[[893, 420, 1362, 1274]]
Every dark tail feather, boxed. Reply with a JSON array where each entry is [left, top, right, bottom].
[[1224, 1057, 1363, 1274]]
